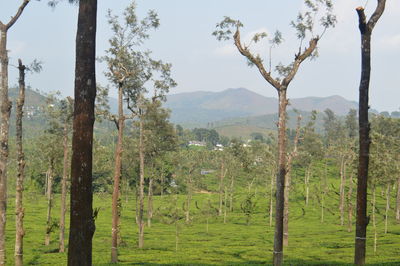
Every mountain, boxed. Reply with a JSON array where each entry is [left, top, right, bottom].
[[165, 88, 358, 127]]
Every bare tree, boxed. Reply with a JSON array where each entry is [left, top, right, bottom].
[[354, 1, 386, 265], [0, 1, 31, 264], [213, 2, 335, 264]]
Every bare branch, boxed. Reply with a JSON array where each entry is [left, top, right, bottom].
[[367, 0, 386, 31], [356, 7, 367, 34], [282, 38, 318, 87], [5, 0, 31, 30], [233, 28, 281, 90]]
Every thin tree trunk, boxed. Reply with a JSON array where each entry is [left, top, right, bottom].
[[111, 84, 125, 263], [396, 176, 400, 222], [223, 185, 227, 224], [305, 167, 311, 206], [372, 185, 377, 253], [138, 109, 145, 248], [68, 1, 97, 264], [185, 174, 192, 223], [147, 176, 153, 227], [229, 174, 235, 212], [273, 89, 288, 266], [347, 171, 354, 233], [384, 183, 390, 234], [59, 105, 71, 253], [354, 3, 385, 264], [0, 4, 30, 264], [45, 162, 54, 246], [339, 156, 346, 225], [135, 185, 139, 225], [14, 59, 26, 266], [218, 160, 226, 216]]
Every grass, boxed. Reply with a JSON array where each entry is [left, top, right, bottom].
[[3, 187, 400, 265]]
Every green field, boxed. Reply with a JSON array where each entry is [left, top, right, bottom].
[[3, 187, 400, 265]]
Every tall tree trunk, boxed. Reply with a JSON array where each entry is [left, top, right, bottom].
[[273, 89, 288, 266], [45, 161, 54, 246], [68, 1, 97, 265], [321, 159, 328, 223], [384, 183, 390, 234], [138, 109, 145, 248], [147, 176, 153, 227], [59, 107, 70, 253], [354, 3, 385, 265], [218, 160, 226, 216], [111, 84, 125, 263], [396, 176, 400, 222], [14, 59, 26, 266]]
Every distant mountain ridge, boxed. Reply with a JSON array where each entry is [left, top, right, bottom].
[[165, 88, 358, 127]]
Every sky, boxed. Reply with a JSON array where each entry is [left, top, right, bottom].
[[2, 0, 400, 112]]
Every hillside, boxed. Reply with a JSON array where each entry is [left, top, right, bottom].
[[165, 88, 358, 127]]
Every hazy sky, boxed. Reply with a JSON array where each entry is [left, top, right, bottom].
[[2, 0, 399, 112]]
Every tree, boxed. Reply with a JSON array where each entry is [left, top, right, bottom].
[[354, 1, 386, 264], [213, 2, 335, 264], [68, 0, 98, 264], [0, 1, 31, 264], [101, 2, 160, 261]]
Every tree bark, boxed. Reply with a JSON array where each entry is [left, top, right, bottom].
[[68, 1, 97, 265], [138, 107, 145, 248], [354, 2, 385, 265], [111, 84, 124, 263], [273, 89, 288, 266], [14, 59, 26, 266]]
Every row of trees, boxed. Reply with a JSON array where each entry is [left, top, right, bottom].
[[0, 0, 391, 265]]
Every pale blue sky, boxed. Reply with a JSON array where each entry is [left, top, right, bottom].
[[2, 0, 400, 112]]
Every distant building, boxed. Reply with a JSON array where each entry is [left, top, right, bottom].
[[188, 140, 206, 147]]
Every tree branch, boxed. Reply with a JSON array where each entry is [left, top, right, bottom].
[[233, 28, 281, 91], [367, 0, 386, 31], [282, 38, 319, 87], [6, 0, 31, 30], [356, 7, 367, 34]]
